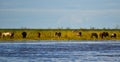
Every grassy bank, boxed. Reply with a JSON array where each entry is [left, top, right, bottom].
[[0, 29, 120, 41]]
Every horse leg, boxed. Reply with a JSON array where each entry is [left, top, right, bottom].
[[96, 35, 98, 39], [3, 35, 5, 38]]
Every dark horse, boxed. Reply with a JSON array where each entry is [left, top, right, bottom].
[[91, 33, 98, 38], [22, 32, 27, 38], [38, 32, 41, 38], [100, 32, 109, 39], [55, 32, 61, 37]]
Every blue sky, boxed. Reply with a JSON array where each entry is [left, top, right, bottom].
[[0, 0, 120, 29]]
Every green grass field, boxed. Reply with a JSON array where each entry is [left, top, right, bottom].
[[0, 29, 120, 41]]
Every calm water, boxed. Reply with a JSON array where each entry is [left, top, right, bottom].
[[0, 40, 120, 62]]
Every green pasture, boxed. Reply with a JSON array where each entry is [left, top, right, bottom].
[[0, 29, 120, 41]]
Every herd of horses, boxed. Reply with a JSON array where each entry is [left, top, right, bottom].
[[91, 32, 117, 39], [54, 31, 117, 39], [0, 31, 117, 39]]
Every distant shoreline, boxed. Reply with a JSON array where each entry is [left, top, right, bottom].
[[0, 40, 119, 43], [0, 29, 120, 41]]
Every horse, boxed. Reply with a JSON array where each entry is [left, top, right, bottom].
[[100, 32, 109, 39], [38, 32, 41, 38], [72, 30, 82, 37], [55, 32, 61, 37], [91, 33, 98, 38], [22, 32, 27, 38], [2, 32, 14, 38], [111, 33, 116, 38], [76, 32, 82, 36]]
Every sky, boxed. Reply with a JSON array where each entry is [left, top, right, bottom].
[[0, 0, 120, 29]]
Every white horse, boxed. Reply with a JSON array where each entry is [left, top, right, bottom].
[[2, 32, 12, 37]]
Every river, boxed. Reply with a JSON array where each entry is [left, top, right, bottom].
[[0, 40, 120, 62]]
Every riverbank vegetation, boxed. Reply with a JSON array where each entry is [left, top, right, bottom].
[[0, 29, 120, 41]]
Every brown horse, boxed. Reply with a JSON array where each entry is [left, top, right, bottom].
[[55, 32, 61, 37], [100, 32, 109, 38], [91, 33, 98, 38], [38, 32, 41, 38]]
